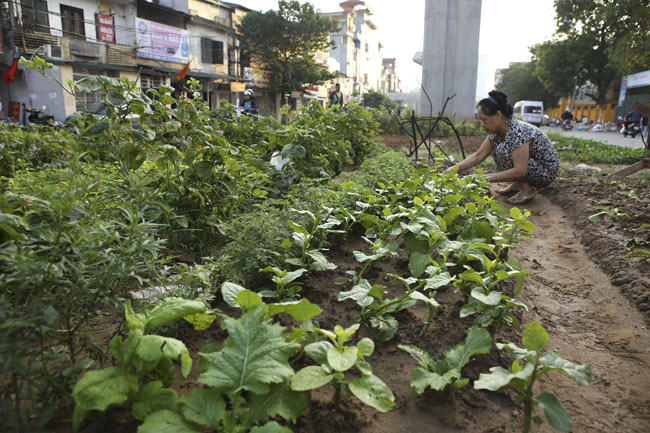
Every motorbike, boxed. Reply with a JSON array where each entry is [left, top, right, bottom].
[[562, 119, 574, 131], [26, 107, 55, 126], [622, 118, 641, 138]]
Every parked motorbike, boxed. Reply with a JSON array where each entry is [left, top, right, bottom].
[[562, 119, 574, 131], [26, 107, 55, 126]]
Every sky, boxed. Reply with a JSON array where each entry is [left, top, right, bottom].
[[235, 0, 558, 94]]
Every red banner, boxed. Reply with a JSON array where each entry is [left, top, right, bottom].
[[96, 14, 115, 44]]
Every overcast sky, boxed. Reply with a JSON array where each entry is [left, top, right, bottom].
[[235, 0, 558, 93]]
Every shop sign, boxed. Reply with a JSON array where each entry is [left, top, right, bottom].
[[618, 76, 627, 107], [96, 14, 115, 44], [230, 81, 246, 92], [291, 90, 302, 99], [8, 101, 21, 122], [252, 69, 271, 88], [626, 69, 650, 89], [135, 18, 189, 64]]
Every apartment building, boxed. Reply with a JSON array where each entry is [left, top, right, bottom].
[[0, 0, 250, 122], [380, 58, 401, 94], [321, 0, 384, 98]]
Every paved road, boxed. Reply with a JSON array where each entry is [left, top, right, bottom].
[[541, 126, 647, 150]]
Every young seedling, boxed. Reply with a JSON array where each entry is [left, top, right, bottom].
[[474, 322, 592, 433], [260, 266, 308, 300], [291, 324, 395, 413], [399, 326, 491, 393]]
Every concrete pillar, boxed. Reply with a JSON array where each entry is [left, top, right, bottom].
[[420, 0, 482, 121]]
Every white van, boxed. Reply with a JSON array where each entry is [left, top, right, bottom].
[[512, 100, 544, 127]]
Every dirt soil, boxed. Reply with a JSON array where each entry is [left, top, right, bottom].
[[71, 135, 650, 433]]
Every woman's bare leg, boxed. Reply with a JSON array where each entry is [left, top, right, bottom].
[[507, 182, 536, 204], [495, 182, 520, 196]]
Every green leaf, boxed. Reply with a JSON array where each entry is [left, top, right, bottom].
[[327, 346, 358, 372], [268, 298, 322, 321], [236, 289, 263, 308], [445, 326, 492, 369], [538, 352, 592, 385], [408, 290, 440, 308], [424, 271, 454, 290], [132, 381, 179, 421], [221, 282, 246, 308], [349, 374, 395, 412], [473, 362, 535, 391], [248, 382, 309, 423], [306, 250, 337, 271], [536, 392, 573, 432], [588, 211, 607, 223], [496, 342, 535, 360], [398, 344, 434, 369], [410, 367, 461, 393], [135, 335, 192, 377], [88, 121, 109, 135], [357, 338, 375, 357], [180, 388, 225, 429], [198, 306, 299, 394], [106, 90, 127, 106], [183, 312, 216, 331], [249, 421, 294, 433], [304, 341, 333, 364], [460, 270, 484, 285], [338, 279, 374, 307], [72, 367, 138, 419], [522, 322, 549, 352], [409, 251, 431, 278], [509, 207, 524, 220], [138, 409, 202, 433], [470, 287, 503, 306], [291, 365, 334, 391], [139, 298, 207, 333], [369, 314, 398, 341], [444, 206, 466, 225]]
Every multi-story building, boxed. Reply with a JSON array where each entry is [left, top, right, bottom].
[[380, 58, 401, 94], [0, 0, 250, 122], [321, 0, 384, 98]]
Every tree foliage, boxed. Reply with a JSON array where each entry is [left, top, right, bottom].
[[496, 62, 559, 108], [532, 0, 650, 103], [363, 89, 398, 110], [237, 1, 339, 92]]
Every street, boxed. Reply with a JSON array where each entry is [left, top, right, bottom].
[[541, 126, 647, 150]]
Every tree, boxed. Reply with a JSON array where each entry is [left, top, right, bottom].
[[363, 90, 398, 110], [496, 62, 559, 108], [237, 1, 339, 93], [532, 0, 650, 104]]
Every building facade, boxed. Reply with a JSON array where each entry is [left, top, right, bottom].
[[0, 0, 252, 122]]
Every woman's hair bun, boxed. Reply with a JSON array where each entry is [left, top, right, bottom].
[[479, 90, 513, 117]]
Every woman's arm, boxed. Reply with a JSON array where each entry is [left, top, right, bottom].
[[484, 140, 530, 182], [446, 137, 494, 173]]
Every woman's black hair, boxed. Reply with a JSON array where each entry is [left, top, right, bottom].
[[478, 90, 513, 118]]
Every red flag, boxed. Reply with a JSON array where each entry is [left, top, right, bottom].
[[3, 58, 18, 83], [176, 61, 191, 80]]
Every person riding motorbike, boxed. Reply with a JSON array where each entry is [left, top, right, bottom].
[[239, 89, 258, 116], [561, 110, 574, 131], [623, 109, 642, 138]]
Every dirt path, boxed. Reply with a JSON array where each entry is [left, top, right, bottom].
[[511, 190, 650, 433]]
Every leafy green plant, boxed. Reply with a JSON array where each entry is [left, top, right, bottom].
[[261, 266, 308, 300], [549, 133, 644, 164], [283, 208, 341, 272], [72, 298, 210, 431], [474, 322, 592, 433], [291, 324, 395, 412], [399, 326, 491, 393]]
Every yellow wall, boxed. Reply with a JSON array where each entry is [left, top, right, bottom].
[[549, 97, 617, 123], [60, 65, 77, 117]]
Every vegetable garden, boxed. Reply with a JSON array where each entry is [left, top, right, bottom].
[[1, 62, 649, 433]]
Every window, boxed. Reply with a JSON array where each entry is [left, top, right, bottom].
[[141, 74, 164, 90], [61, 5, 85, 40], [365, 43, 368, 52], [201, 38, 224, 65], [363, 74, 368, 85], [21, 0, 50, 33], [73, 68, 118, 113]]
